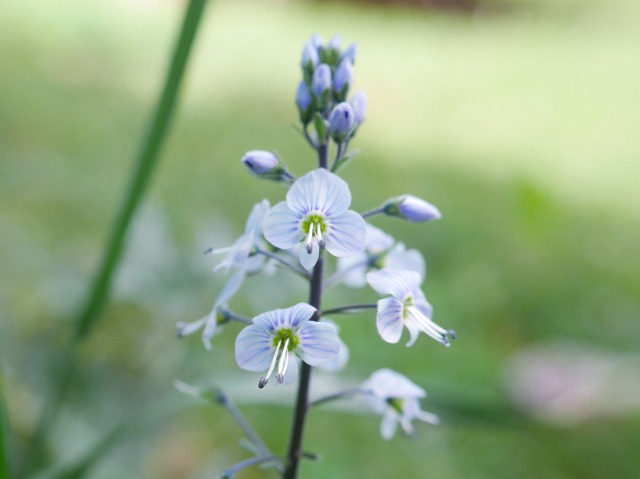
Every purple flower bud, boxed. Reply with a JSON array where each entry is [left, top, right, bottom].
[[342, 42, 358, 64], [301, 41, 319, 70], [350, 91, 367, 124], [334, 59, 353, 96], [312, 64, 332, 98], [241, 150, 284, 179], [383, 195, 442, 222], [328, 102, 355, 142], [296, 81, 312, 111], [310, 33, 323, 50], [328, 34, 343, 50]]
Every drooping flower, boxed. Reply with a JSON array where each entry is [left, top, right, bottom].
[[362, 368, 439, 440], [263, 168, 366, 270], [207, 199, 270, 273], [382, 195, 441, 223], [235, 303, 340, 388], [176, 268, 245, 350], [367, 269, 454, 347], [337, 224, 425, 288]]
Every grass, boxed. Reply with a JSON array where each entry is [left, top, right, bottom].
[[1, 0, 639, 478]]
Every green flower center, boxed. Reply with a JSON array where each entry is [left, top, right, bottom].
[[302, 214, 327, 235], [402, 295, 414, 319], [273, 328, 299, 351], [387, 398, 405, 414]]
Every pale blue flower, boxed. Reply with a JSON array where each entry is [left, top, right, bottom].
[[176, 268, 244, 350], [350, 91, 367, 124], [208, 199, 270, 273], [367, 269, 454, 347], [235, 303, 340, 388], [333, 59, 354, 95], [329, 102, 355, 143], [263, 169, 366, 270], [338, 224, 425, 288], [362, 368, 439, 440], [383, 194, 441, 222]]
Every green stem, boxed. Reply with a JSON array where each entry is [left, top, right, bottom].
[[25, 0, 208, 473]]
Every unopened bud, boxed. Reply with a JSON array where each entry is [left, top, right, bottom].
[[383, 195, 442, 222], [342, 42, 358, 65], [301, 41, 319, 71], [350, 90, 367, 124], [328, 102, 355, 143], [241, 150, 285, 181], [333, 59, 353, 100], [296, 81, 314, 124], [312, 64, 332, 108]]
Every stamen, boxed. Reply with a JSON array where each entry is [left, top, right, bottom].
[[316, 223, 325, 249], [305, 226, 314, 253], [276, 338, 291, 384], [259, 339, 283, 388]]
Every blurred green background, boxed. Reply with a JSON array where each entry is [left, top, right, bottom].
[[1, 0, 639, 478]]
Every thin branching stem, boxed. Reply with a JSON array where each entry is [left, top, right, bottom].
[[361, 207, 385, 219], [255, 248, 310, 279], [321, 304, 377, 316], [307, 388, 367, 410], [221, 455, 283, 479]]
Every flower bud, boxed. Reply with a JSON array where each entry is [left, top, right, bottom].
[[296, 81, 313, 124], [328, 34, 343, 50], [342, 42, 358, 65], [333, 59, 353, 100], [241, 150, 285, 180], [328, 102, 355, 143], [383, 195, 442, 222], [301, 41, 319, 71], [312, 64, 332, 108], [310, 33, 323, 50], [350, 91, 367, 124]]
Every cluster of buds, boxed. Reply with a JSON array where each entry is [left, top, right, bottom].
[[296, 35, 367, 165]]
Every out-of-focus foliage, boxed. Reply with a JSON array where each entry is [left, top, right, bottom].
[[1, 0, 639, 478]]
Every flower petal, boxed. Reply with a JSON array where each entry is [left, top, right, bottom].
[[281, 357, 299, 385], [386, 243, 426, 282], [365, 369, 426, 399], [252, 303, 316, 332], [263, 201, 303, 249], [286, 169, 351, 216], [365, 224, 395, 254], [376, 297, 404, 344], [297, 321, 339, 366], [380, 409, 398, 440], [299, 241, 320, 270], [324, 210, 366, 257], [235, 325, 274, 372], [367, 269, 421, 299], [337, 253, 369, 288]]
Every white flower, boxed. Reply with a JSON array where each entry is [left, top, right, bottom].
[[263, 169, 366, 270], [337, 224, 425, 288], [367, 269, 454, 347], [176, 268, 244, 350], [316, 319, 349, 373], [362, 368, 439, 440], [208, 199, 270, 273], [235, 303, 340, 388]]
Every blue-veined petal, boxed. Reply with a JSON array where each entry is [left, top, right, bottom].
[[337, 252, 369, 288], [365, 224, 394, 255], [263, 201, 303, 249], [252, 303, 315, 331], [324, 210, 366, 257], [299, 241, 320, 270], [376, 297, 404, 344], [386, 243, 426, 281], [367, 269, 420, 299], [235, 325, 274, 372], [404, 320, 420, 348], [414, 289, 434, 319], [286, 169, 351, 216], [297, 321, 339, 366], [245, 199, 271, 235]]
